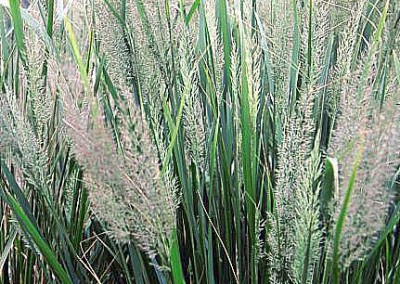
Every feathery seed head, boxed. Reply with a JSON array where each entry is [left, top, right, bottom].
[[330, 61, 400, 267], [0, 91, 48, 187], [180, 34, 206, 170], [64, 98, 177, 258]]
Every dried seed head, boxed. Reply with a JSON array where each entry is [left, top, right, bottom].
[[0, 92, 48, 187], [64, 99, 177, 258], [330, 53, 400, 267]]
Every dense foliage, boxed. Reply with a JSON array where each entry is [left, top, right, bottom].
[[1, 0, 399, 283]]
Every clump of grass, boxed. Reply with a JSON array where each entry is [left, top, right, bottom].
[[1, 0, 400, 283]]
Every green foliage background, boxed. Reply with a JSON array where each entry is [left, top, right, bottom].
[[0, 0, 399, 283]]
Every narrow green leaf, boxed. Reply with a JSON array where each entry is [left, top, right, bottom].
[[0, 227, 17, 272], [321, 157, 338, 222], [332, 145, 364, 284], [9, 0, 28, 69], [373, 0, 390, 43], [64, 16, 90, 93], [1, 192, 73, 284], [170, 230, 186, 284]]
